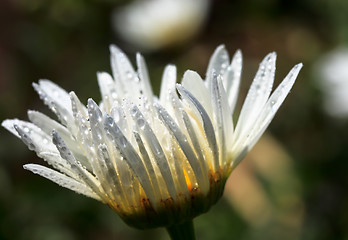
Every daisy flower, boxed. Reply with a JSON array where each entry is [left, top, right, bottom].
[[2, 45, 302, 239], [113, 0, 210, 51]]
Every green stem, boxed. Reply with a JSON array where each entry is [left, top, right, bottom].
[[166, 220, 196, 240]]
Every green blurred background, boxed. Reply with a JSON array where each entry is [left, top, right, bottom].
[[0, 0, 347, 239]]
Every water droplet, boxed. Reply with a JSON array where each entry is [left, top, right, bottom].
[[137, 118, 145, 129], [221, 53, 228, 60], [126, 71, 133, 80], [28, 143, 36, 151], [156, 150, 162, 157], [119, 136, 127, 148], [84, 129, 89, 136], [130, 107, 137, 116], [97, 115, 102, 123], [105, 116, 114, 127]]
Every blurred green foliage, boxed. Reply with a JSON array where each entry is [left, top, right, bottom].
[[1, 0, 348, 239]]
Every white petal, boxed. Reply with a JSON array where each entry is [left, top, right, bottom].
[[2, 119, 21, 138], [95, 144, 130, 208], [234, 52, 277, 143], [243, 63, 303, 151], [182, 70, 213, 118], [133, 131, 162, 203], [3, 119, 56, 153], [211, 75, 233, 166], [36, 80, 72, 109], [28, 110, 86, 163], [159, 65, 177, 106], [24, 164, 101, 201], [103, 113, 158, 204], [109, 45, 130, 97], [176, 84, 219, 172], [127, 105, 177, 200], [87, 99, 118, 196], [33, 80, 73, 127], [155, 103, 209, 194], [52, 131, 105, 201], [206, 45, 230, 87], [3, 119, 78, 178], [88, 99, 136, 206], [223, 49, 242, 113], [136, 53, 154, 103], [97, 71, 118, 112], [39, 152, 78, 179], [110, 45, 146, 104], [180, 108, 209, 176]]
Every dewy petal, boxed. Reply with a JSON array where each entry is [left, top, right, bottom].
[[69, 92, 97, 171], [182, 70, 213, 118], [35, 80, 72, 110], [223, 49, 242, 113], [176, 84, 219, 172], [136, 53, 154, 104], [28, 110, 71, 143], [103, 113, 157, 205], [3, 119, 56, 153], [33, 80, 74, 127], [128, 105, 178, 200], [97, 71, 118, 112], [243, 63, 303, 151], [110, 45, 149, 106], [2, 119, 78, 179], [87, 99, 123, 203], [159, 65, 177, 106], [109, 45, 128, 97], [38, 151, 77, 179], [155, 103, 209, 194], [234, 52, 277, 143], [52, 131, 106, 201], [23, 163, 101, 200], [210, 74, 234, 166], [27, 110, 87, 164], [205, 44, 230, 88], [180, 108, 209, 177], [2, 119, 21, 138], [232, 63, 303, 167], [95, 144, 130, 210], [133, 131, 162, 203]]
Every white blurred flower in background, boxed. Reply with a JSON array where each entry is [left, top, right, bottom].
[[113, 0, 210, 51], [315, 47, 348, 118]]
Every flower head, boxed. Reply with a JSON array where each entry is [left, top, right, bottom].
[[315, 46, 348, 118], [113, 0, 210, 51], [2, 45, 302, 229]]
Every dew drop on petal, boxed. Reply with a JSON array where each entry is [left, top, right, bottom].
[[119, 136, 127, 148], [130, 108, 137, 117], [137, 119, 145, 129], [28, 143, 36, 151]]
